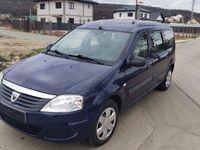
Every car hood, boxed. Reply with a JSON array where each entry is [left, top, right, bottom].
[[4, 54, 111, 95]]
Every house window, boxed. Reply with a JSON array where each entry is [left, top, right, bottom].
[[69, 18, 74, 24], [40, 3, 45, 10], [41, 18, 46, 23], [119, 13, 122, 17], [88, 4, 90, 9], [69, 2, 74, 9], [88, 19, 90, 22], [144, 14, 148, 19], [141, 13, 144, 18], [128, 13, 133, 17], [56, 2, 62, 9]]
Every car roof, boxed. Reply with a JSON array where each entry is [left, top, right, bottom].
[[78, 19, 172, 33]]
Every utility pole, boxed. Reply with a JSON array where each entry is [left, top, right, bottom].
[[135, 0, 142, 20], [191, 0, 196, 21], [135, 0, 138, 20]]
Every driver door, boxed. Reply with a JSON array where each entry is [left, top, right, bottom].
[[124, 32, 153, 105]]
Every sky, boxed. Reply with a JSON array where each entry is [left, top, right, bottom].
[[95, 0, 200, 13]]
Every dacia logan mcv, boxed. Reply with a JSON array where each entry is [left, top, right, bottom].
[[0, 20, 175, 146]]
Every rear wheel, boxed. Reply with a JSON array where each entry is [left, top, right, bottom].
[[157, 69, 173, 91], [88, 100, 119, 146]]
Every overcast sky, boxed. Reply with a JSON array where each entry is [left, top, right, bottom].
[[95, 0, 200, 13]]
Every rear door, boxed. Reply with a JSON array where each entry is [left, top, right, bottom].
[[149, 30, 171, 84]]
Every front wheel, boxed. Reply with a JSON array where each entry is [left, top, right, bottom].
[[157, 69, 173, 91], [88, 100, 119, 146]]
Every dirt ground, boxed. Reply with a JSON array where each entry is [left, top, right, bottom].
[[0, 35, 46, 57]]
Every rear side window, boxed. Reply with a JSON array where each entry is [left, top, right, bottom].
[[150, 31, 164, 54], [163, 30, 174, 49]]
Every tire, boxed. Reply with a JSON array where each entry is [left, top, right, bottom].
[[157, 69, 173, 91], [88, 99, 119, 146]]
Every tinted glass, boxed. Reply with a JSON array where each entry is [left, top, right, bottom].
[[50, 29, 131, 64], [133, 34, 148, 58], [163, 30, 174, 49], [150, 31, 164, 54]]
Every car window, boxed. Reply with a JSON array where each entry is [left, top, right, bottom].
[[150, 31, 164, 54], [50, 29, 131, 65], [133, 34, 149, 58], [163, 30, 174, 49]]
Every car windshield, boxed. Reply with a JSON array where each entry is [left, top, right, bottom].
[[50, 29, 131, 65]]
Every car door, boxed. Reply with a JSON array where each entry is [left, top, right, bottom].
[[124, 32, 153, 105], [149, 30, 170, 84]]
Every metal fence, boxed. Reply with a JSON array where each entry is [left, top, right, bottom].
[[11, 19, 82, 33], [170, 23, 200, 39], [10, 19, 200, 39]]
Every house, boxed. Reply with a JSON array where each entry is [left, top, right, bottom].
[[187, 18, 199, 24], [149, 12, 165, 22], [113, 5, 151, 20], [34, 0, 97, 24], [0, 14, 12, 20], [166, 14, 185, 23]]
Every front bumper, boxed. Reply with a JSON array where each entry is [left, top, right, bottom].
[[0, 101, 93, 143]]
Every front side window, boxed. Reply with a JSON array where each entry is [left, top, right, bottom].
[[50, 29, 131, 65], [150, 31, 164, 54], [69, 2, 74, 9], [128, 13, 133, 17], [40, 3, 45, 10], [133, 33, 149, 58], [56, 2, 62, 9]]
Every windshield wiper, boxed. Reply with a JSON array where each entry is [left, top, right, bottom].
[[47, 50, 70, 59], [68, 54, 105, 65]]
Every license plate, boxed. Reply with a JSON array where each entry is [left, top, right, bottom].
[[0, 104, 26, 123]]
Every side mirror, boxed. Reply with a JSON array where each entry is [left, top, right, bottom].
[[127, 56, 146, 67]]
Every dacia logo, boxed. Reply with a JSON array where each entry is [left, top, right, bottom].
[[11, 91, 20, 103]]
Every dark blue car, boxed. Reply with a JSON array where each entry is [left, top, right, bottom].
[[0, 20, 175, 146]]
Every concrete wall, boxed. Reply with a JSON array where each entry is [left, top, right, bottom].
[[36, 0, 93, 24]]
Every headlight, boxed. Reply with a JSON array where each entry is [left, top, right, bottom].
[[41, 95, 83, 113], [0, 72, 3, 85]]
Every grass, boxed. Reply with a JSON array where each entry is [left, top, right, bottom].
[[8, 48, 45, 61], [0, 55, 9, 62], [21, 48, 44, 59], [0, 48, 44, 71]]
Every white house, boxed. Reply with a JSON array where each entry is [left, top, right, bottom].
[[35, 0, 97, 24], [113, 6, 151, 20]]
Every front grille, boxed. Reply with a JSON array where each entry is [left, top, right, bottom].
[[0, 84, 49, 111], [0, 113, 42, 135]]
